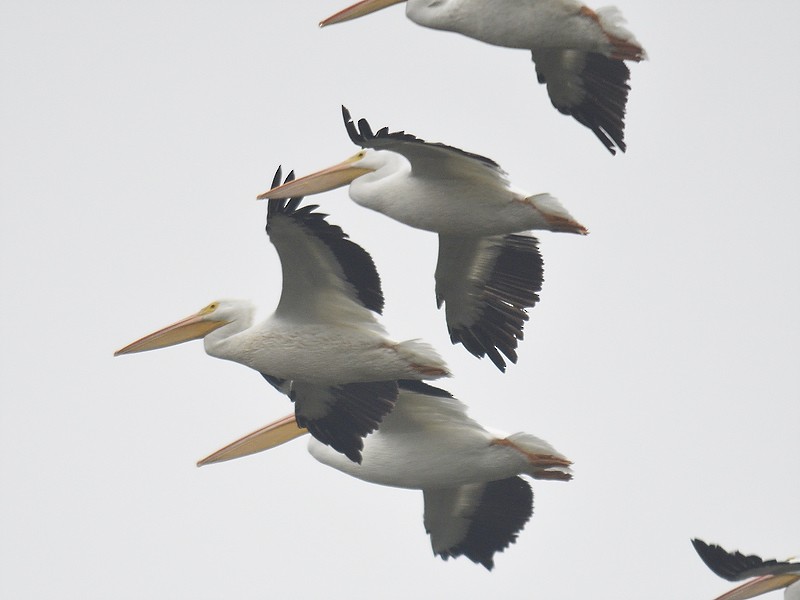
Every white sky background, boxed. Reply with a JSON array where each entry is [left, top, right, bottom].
[[1, 1, 798, 598]]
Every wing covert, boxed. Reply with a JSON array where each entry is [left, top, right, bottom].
[[376, 381, 483, 436]]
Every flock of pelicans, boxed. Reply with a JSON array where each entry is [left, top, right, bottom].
[[114, 0, 795, 594]]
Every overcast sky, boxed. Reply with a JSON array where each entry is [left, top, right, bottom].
[[2, 1, 798, 598]]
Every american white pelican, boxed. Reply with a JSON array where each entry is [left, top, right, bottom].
[[692, 539, 800, 600], [199, 380, 573, 570], [258, 107, 586, 372], [320, 0, 646, 154], [115, 168, 449, 463]]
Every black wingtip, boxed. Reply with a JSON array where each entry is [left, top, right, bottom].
[[436, 477, 534, 570], [571, 54, 631, 155], [691, 539, 784, 582], [270, 166, 282, 189], [295, 381, 399, 463], [357, 117, 374, 140], [397, 380, 454, 398], [446, 234, 542, 372], [535, 51, 631, 155], [342, 105, 362, 146], [266, 168, 303, 222]]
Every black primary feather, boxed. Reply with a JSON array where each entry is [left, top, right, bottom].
[[534, 52, 631, 155], [396, 379, 453, 398], [264, 166, 384, 314], [691, 539, 797, 582], [444, 234, 544, 372], [292, 380, 399, 463], [341, 106, 501, 171], [436, 477, 534, 571]]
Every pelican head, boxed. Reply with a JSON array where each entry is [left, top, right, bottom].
[[114, 300, 252, 356], [320, 0, 406, 27], [257, 150, 379, 200]]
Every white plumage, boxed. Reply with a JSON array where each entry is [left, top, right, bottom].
[[320, 0, 646, 153], [199, 380, 572, 569], [115, 168, 448, 463], [259, 108, 586, 371]]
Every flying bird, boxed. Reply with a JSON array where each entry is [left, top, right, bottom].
[[692, 539, 800, 600], [199, 380, 573, 570], [115, 168, 449, 463], [258, 107, 587, 372], [319, 0, 645, 154]]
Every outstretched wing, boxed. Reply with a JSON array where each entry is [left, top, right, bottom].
[[692, 539, 800, 581], [532, 50, 631, 154], [342, 106, 508, 185], [290, 380, 399, 464], [265, 167, 384, 322], [435, 233, 543, 371], [257, 372, 401, 464], [423, 476, 534, 570]]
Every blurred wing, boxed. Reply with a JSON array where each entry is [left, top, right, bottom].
[[531, 50, 630, 154], [435, 233, 543, 372], [265, 168, 384, 322], [692, 539, 800, 581], [291, 380, 399, 464], [423, 476, 534, 570], [342, 106, 508, 185]]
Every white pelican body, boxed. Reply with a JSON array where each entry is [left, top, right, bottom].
[[307, 382, 571, 489], [343, 148, 573, 236], [259, 108, 585, 371], [321, 0, 646, 153], [693, 539, 800, 600], [203, 313, 440, 384], [405, 0, 626, 50], [115, 169, 448, 463], [199, 380, 572, 569]]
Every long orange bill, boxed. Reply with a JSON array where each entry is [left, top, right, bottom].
[[197, 414, 309, 466], [320, 0, 406, 27], [257, 153, 372, 200]]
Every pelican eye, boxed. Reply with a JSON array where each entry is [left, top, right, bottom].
[[349, 150, 366, 162], [202, 302, 219, 314]]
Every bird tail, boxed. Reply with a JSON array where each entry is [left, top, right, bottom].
[[395, 339, 450, 379], [596, 6, 647, 61], [504, 432, 573, 480], [525, 193, 588, 235]]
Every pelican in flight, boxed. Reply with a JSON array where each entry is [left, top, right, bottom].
[[115, 168, 448, 463], [258, 107, 586, 372], [199, 380, 573, 570], [692, 539, 800, 600], [320, 0, 646, 154]]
